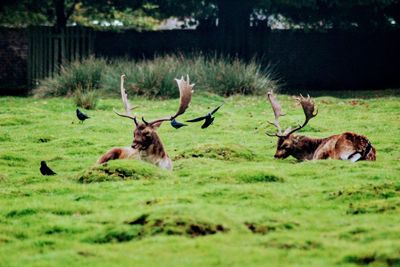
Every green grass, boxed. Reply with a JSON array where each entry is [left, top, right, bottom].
[[0, 90, 399, 267]]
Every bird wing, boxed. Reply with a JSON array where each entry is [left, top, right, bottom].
[[186, 115, 207, 122], [211, 104, 223, 115], [201, 118, 214, 129]]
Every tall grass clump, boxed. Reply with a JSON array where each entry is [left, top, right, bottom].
[[34, 54, 278, 99], [199, 57, 278, 96], [73, 87, 98, 109], [34, 57, 106, 97]]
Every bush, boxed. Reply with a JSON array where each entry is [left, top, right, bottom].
[[34, 54, 279, 98]]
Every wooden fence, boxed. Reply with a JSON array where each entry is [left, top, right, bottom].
[[28, 26, 94, 86]]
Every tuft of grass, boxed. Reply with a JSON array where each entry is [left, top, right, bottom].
[[34, 57, 106, 97], [73, 87, 99, 110]]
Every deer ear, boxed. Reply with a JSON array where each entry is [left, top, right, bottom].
[[151, 121, 163, 129]]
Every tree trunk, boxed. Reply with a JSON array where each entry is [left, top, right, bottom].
[[54, 0, 76, 29], [216, 0, 252, 57], [54, 0, 67, 29]]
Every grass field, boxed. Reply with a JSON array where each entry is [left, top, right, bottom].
[[0, 90, 399, 266]]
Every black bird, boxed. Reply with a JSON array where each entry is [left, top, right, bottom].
[[186, 104, 223, 129], [40, 161, 56, 176], [76, 108, 90, 123], [170, 119, 187, 129]]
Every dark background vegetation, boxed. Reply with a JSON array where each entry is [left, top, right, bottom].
[[1, 0, 400, 94]]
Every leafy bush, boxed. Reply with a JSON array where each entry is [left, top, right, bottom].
[[34, 55, 279, 98]]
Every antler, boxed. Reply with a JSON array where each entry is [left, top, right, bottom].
[[285, 94, 318, 136], [145, 75, 194, 126], [114, 74, 138, 125], [266, 91, 285, 136]]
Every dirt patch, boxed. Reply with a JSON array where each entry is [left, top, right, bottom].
[[127, 214, 149, 225], [78, 160, 172, 183], [245, 220, 298, 235], [88, 214, 228, 244], [346, 200, 398, 215], [126, 213, 229, 238], [173, 144, 256, 161], [263, 240, 322, 250], [0, 174, 7, 182], [77, 250, 95, 257], [348, 100, 369, 107], [344, 253, 400, 266]]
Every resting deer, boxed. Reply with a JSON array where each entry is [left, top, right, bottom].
[[266, 92, 376, 162], [97, 74, 194, 170]]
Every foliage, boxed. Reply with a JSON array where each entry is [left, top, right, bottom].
[[1, 0, 399, 30], [34, 55, 279, 99], [70, 3, 161, 30], [0, 91, 399, 266]]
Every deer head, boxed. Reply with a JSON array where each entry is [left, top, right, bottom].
[[266, 92, 318, 159], [114, 74, 194, 151]]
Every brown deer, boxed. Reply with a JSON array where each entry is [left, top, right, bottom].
[[97, 74, 194, 170], [266, 92, 376, 162]]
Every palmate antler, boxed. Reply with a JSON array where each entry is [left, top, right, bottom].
[[114, 74, 139, 125], [266, 92, 318, 137], [115, 74, 194, 126], [285, 94, 318, 136], [144, 75, 194, 126], [266, 91, 285, 136]]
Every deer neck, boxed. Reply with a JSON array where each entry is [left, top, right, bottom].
[[139, 135, 169, 163], [290, 135, 325, 160]]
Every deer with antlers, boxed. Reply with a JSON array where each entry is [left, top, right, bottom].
[[266, 92, 376, 162], [97, 74, 194, 170]]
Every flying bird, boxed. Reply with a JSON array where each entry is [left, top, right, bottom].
[[170, 119, 187, 129], [76, 108, 90, 123], [40, 161, 56, 176], [186, 104, 223, 129]]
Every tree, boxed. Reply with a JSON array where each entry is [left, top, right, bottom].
[[0, 0, 161, 29]]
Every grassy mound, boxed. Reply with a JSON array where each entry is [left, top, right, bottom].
[[328, 182, 400, 201], [233, 169, 284, 183], [205, 167, 284, 183], [174, 144, 256, 161], [77, 160, 172, 183], [88, 211, 229, 244]]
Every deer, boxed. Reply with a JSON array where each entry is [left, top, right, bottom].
[[266, 91, 376, 162], [97, 74, 194, 170]]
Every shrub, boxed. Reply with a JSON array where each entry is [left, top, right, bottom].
[[34, 54, 279, 99]]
